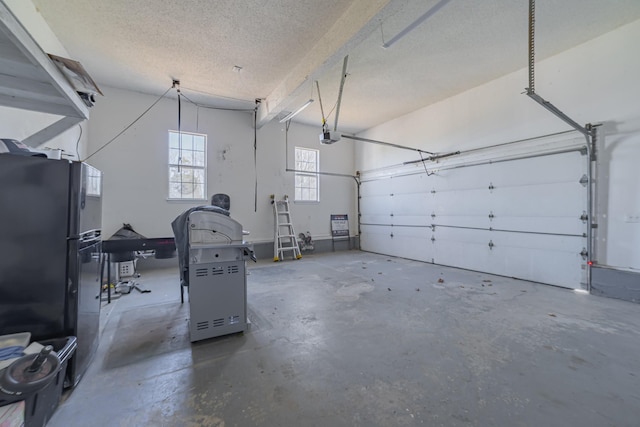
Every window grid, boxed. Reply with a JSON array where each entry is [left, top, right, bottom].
[[294, 147, 319, 202], [168, 130, 207, 200]]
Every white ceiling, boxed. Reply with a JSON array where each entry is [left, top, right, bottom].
[[31, 0, 640, 134]]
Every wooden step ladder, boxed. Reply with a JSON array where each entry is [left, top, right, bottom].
[[271, 195, 302, 261]]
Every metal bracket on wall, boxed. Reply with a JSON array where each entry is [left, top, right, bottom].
[[579, 174, 588, 187]]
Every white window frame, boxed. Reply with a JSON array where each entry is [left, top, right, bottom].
[[294, 146, 320, 202], [168, 130, 207, 201]]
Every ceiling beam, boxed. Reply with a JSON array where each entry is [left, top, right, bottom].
[[256, 0, 404, 128]]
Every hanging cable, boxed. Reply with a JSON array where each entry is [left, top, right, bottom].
[[254, 104, 259, 212], [176, 80, 182, 172], [75, 123, 83, 160], [84, 86, 172, 161]]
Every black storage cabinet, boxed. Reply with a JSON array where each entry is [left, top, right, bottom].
[[0, 336, 77, 427]]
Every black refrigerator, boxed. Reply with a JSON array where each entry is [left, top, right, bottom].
[[0, 154, 102, 387]]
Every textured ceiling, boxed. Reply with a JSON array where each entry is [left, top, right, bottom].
[[31, 0, 640, 133]]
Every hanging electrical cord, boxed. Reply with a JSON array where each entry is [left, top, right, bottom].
[[75, 123, 83, 160], [253, 103, 259, 212], [84, 86, 172, 161], [176, 80, 183, 172]]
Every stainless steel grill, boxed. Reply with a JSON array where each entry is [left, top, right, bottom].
[[173, 207, 255, 342]]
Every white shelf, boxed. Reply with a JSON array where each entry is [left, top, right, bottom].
[[0, 1, 89, 144]]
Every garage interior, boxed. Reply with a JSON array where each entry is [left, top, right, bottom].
[[1, 0, 639, 426]]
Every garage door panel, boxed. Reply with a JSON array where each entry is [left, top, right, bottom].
[[434, 228, 497, 274], [435, 165, 493, 191], [490, 233, 586, 287], [390, 192, 429, 215], [391, 174, 429, 194], [391, 215, 431, 226], [361, 179, 393, 197], [494, 183, 585, 217], [389, 227, 434, 262], [433, 189, 492, 216], [360, 194, 392, 215], [360, 214, 393, 225], [491, 151, 585, 186], [360, 225, 392, 254]]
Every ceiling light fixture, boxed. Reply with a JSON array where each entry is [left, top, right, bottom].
[[279, 99, 314, 123], [382, 0, 452, 49]]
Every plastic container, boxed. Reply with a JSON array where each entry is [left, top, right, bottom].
[[0, 336, 77, 427]]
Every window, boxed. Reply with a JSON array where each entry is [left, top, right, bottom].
[[85, 164, 102, 197], [294, 147, 319, 202], [168, 130, 207, 200]]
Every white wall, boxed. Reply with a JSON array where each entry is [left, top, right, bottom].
[[86, 87, 357, 243], [356, 19, 640, 271], [0, 106, 87, 159]]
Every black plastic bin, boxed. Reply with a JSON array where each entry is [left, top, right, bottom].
[[0, 336, 77, 427]]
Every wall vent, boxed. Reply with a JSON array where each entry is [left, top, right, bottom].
[[213, 318, 225, 327], [228, 265, 239, 274], [212, 267, 224, 276], [195, 268, 208, 277]]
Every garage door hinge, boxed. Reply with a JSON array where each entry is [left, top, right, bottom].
[[579, 248, 588, 259], [580, 211, 588, 222], [488, 183, 495, 191], [489, 211, 495, 220], [431, 212, 436, 219], [579, 174, 588, 186], [431, 225, 436, 231], [431, 236, 436, 243], [390, 233, 394, 238], [431, 189, 436, 194], [488, 240, 494, 250]]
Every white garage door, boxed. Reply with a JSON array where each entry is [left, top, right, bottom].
[[360, 149, 588, 289]]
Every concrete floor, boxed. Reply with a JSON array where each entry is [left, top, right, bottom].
[[48, 251, 640, 427]]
